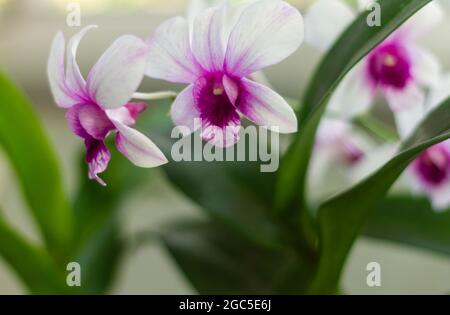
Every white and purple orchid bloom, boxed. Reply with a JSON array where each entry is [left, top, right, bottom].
[[47, 25, 168, 185], [305, 0, 444, 139], [145, 0, 303, 147]]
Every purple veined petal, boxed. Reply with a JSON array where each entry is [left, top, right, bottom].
[[146, 17, 204, 84], [65, 25, 97, 97], [398, 2, 444, 40], [187, 0, 210, 30], [170, 84, 201, 135], [47, 32, 77, 108], [78, 103, 114, 140], [66, 104, 89, 138], [200, 117, 241, 148], [304, 0, 356, 52], [327, 61, 375, 119], [408, 45, 441, 87], [383, 81, 425, 112], [85, 138, 111, 186], [191, 5, 227, 72], [224, 0, 304, 77], [236, 78, 297, 133], [87, 35, 150, 109], [109, 117, 168, 168]]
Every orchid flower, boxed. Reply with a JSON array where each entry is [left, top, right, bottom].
[[47, 25, 168, 185], [304, 0, 444, 139], [145, 0, 303, 147], [402, 74, 450, 211], [307, 117, 377, 203]]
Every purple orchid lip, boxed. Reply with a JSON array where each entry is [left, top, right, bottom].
[[367, 41, 412, 90], [48, 26, 168, 185], [413, 143, 450, 188]]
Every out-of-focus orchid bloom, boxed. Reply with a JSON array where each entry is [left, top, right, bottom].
[[308, 118, 376, 203], [404, 74, 450, 211], [146, 0, 303, 147], [304, 0, 444, 139], [47, 25, 168, 185]]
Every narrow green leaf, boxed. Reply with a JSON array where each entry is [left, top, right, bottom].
[[365, 196, 450, 256], [310, 97, 450, 293], [0, 214, 69, 293], [275, 0, 432, 214], [0, 71, 73, 259], [162, 220, 315, 294]]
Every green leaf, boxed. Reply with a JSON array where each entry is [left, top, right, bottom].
[[310, 97, 450, 294], [162, 220, 315, 294], [275, 0, 432, 214], [365, 196, 450, 256], [0, 214, 69, 293], [0, 71, 73, 259]]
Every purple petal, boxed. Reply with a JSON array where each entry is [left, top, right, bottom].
[[85, 138, 111, 186], [200, 119, 241, 148], [146, 17, 204, 84], [224, 0, 304, 77], [78, 104, 114, 140], [87, 35, 149, 109], [191, 6, 226, 72], [237, 78, 297, 133], [106, 102, 146, 127]]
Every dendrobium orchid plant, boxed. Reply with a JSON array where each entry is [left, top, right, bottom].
[[47, 25, 168, 185], [145, 0, 303, 147]]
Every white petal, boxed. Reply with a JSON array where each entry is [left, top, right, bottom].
[[400, 2, 444, 40], [238, 78, 297, 133], [384, 82, 425, 112], [47, 32, 76, 108], [110, 118, 168, 168], [409, 46, 441, 87], [146, 17, 203, 84], [66, 25, 97, 95], [304, 0, 356, 52], [224, 0, 304, 77], [327, 62, 375, 118], [191, 6, 226, 72], [170, 84, 200, 135], [393, 102, 425, 140], [357, 0, 376, 11], [429, 183, 450, 212], [428, 73, 450, 112], [87, 35, 149, 109]]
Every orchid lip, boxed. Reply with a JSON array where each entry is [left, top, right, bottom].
[[413, 144, 450, 188]]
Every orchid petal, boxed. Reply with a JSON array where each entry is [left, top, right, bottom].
[[87, 35, 149, 109], [327, 62, 375, 118], [110, 118, 168, 168], [399, 2, 444, 40], [47, 32, 76, 108], [191, 6, 226, 72], [409, 46, 441, 87], [384, 82, 425, 112], [85, 139, 111, 186], [393, 102, 425, 140], [171, 84, 200, 135], [224, 0, 304, 77], [429, 183, 450, 211], [146, 17, 203, 84], [305, 0, 356, 52], [237, 78, 297, 133], [66, 25, 97, 96], [78, 104, 114, 140], [200, 118, 241, 148], [428, 73, 450, 112]]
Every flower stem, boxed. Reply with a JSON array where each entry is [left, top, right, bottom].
[[133, 91, 178, 100]]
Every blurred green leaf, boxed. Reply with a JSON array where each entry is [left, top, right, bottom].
[[0, 214, 69, 293], [365, 196, 450, 256], [162, 220, 315, 294], [0, 71, 73, 260], [310, 97, 450, 293], [275, 0, 432, 214]]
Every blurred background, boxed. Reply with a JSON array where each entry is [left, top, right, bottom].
[[0, 0, 449, 294]]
